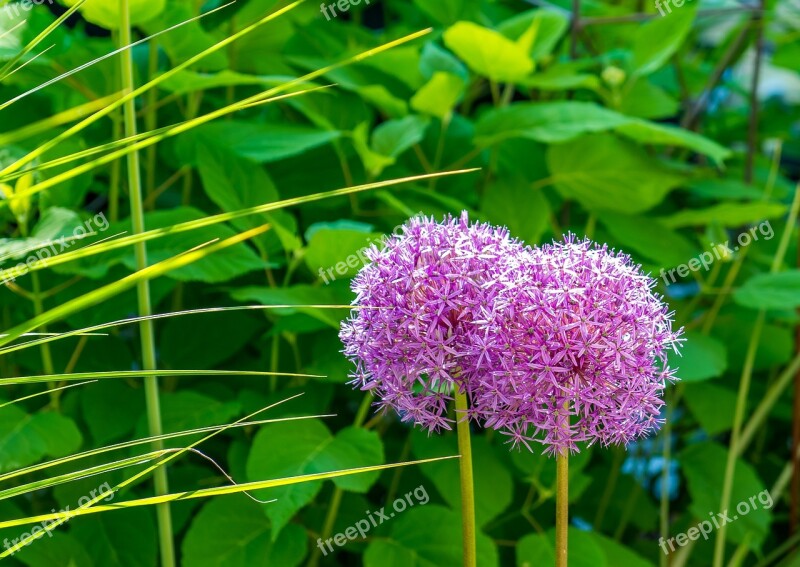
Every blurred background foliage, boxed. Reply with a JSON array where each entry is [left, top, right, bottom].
[[0, 0, 799, 565]]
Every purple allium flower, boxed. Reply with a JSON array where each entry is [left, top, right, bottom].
[[468, 236, 683, 455], [339, 212, 530, 432]]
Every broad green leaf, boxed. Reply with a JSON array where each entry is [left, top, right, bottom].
[[246, 419, 384, 538], [419, 42, 468, 82], [631, 6, 695, 76], [517, 528, 605, 567], [71, 508, 157, 567], [734, 270, 800, 310], [482, 177, 550, 245], [494, 138, 548, 182], [177, 121, 340, 165], [680, 441, 772, 548], [443, 21, 534, 83], [31, 207, 84, 240], [160, 310, 262, 369], [774, 40, 800, 72], [0, 396, 313, 559], [147, 391, 241, 437], [361, 47, 424, 91], [13, 533, 94, 567], [0, 1, 85, 85], [228, 2, 310, 74], [411, 72, 465, 119], [182, 497, 307, 567], [498, 9, 570, 59], [659, 202, 787, 228], [411, 430, 513, 527], [196, 143, 300, 255], [616, 120, 731, 165], [321, 427, 385, 492], [372, 115, 431, 160], [0, 170, 476, 284], [0, 0, 306, 173], [229, 283, 353, 329], [0, 413, 322, 485], [714, 313, 792, 370], [58, 207, 265, 283], [475, 102, 727, 163], [547, 134, 684, 213], [352, 122, 397, 177], [0, 207, 92, 265], [304, 221, 382, 281], [475, 102, 629, 146], [618, 79, 679, 120], [524, 71, 600, 91], [669, 332, 727, 382], [286, 57, 411, 118], [0, 458, 455, 543], [139, 2, 228, 70], [159, 70, 290, 96], [592, 532, 655, 567], [81, 381, 145, 446], [684, 178, 764, 200], [412, 0, 481, 25], [0, 407, 82, 472], [364, 505, 499, 567], [684, 383, 737, 435], [598, 212, 698, 268], [195, 143, 275, 211], [64, 0, 165, 29], [288, 89, 373, 133]]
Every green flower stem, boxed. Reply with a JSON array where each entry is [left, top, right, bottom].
[[145, 37, 159, 204], [29, 272, 57, 406], [454, 387, 477, 567], [118, 2, 175, 566], [555, 451, 569, 567], [18, 223, 57, 405], [308, 487, 343, 567]]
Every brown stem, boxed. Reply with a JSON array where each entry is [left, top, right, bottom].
[[680, 22, 751, 131], [745, 0, 765, 184]]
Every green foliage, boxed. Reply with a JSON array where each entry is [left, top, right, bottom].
[[0, 0, 798, 565], [246, 419, 384, 537], [669, 332, 727, 382], [181, 497, 307, 567], [364, 505, 499, 567]]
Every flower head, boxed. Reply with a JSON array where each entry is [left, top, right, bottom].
[[339, 212, 530, 432], [469, 235, 683, 455]]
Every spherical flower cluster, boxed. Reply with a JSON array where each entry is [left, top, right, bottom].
[[468, 236, 682, 455], [339, 212, 530, 432], [340, 214, 682, 455]]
